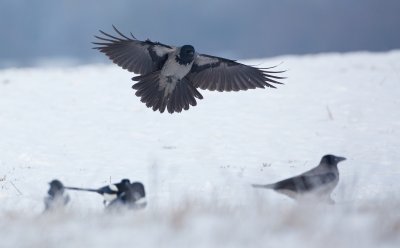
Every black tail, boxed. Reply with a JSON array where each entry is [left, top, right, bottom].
[[65, 186, 100, 194], [132, 72, 203, 114]]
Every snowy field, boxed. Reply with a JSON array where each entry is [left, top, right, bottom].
[[1, 51, 400, 247]]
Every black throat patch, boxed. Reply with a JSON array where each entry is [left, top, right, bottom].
[[175, 55, 193, 66]]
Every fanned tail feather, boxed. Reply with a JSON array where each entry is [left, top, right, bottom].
[[132, 72, 203, 114]]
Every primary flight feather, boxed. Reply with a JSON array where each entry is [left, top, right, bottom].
[[93, 26, 285, 113]]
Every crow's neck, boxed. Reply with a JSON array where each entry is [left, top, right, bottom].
[[175, 55, 193, 66]]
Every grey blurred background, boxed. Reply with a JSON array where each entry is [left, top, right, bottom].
[[1, 0, 399, 68]]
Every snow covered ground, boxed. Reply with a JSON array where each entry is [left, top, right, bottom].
[[0, 51, 400, 247]]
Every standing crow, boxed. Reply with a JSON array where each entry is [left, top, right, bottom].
[[253, 155, 346, 204]]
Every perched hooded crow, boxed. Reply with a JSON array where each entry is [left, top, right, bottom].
[[93, 26, 285, 113], [252, 155, 346, 204], [44, 179, 70, 211]]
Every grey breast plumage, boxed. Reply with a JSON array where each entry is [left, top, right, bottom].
[[93, 26, 285, 113], [252, 155, 346, 203]]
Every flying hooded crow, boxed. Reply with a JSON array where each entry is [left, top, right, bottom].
[[252, 155, 346, 204], [93, 26, 285, 113]]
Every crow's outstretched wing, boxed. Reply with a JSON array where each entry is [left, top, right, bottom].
[[187, 54, 285, 92], [93, 26, 175, 75]]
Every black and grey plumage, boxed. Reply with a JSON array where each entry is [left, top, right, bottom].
[[44, 179, 70, 211], [252, 155, 346, 203], [107, 182, 147, 210], [65, 178, 132, 203], [93, 26, 285, 113]]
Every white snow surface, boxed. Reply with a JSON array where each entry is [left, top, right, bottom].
[[1, 51, 400, 247]]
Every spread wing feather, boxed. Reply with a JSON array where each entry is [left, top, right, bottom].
[[93, 26, 175, 75], [187, 54, 285, 92]]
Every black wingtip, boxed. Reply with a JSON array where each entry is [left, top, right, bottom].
[[262, 69, 287, 74], [132, 75, 142, 81], [94, 26, 135, 45], [112, 25, 135, 40], [260, 61, 286, 69]]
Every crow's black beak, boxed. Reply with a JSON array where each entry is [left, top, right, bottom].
[[335, 156, 346, 163]]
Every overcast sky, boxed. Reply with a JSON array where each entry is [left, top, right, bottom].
[[1, 0, 399, 67]]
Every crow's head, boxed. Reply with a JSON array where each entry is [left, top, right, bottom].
[[177, 45, 195, 65], [321, 154, 346, 166], [48, 179, 65, 197]]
